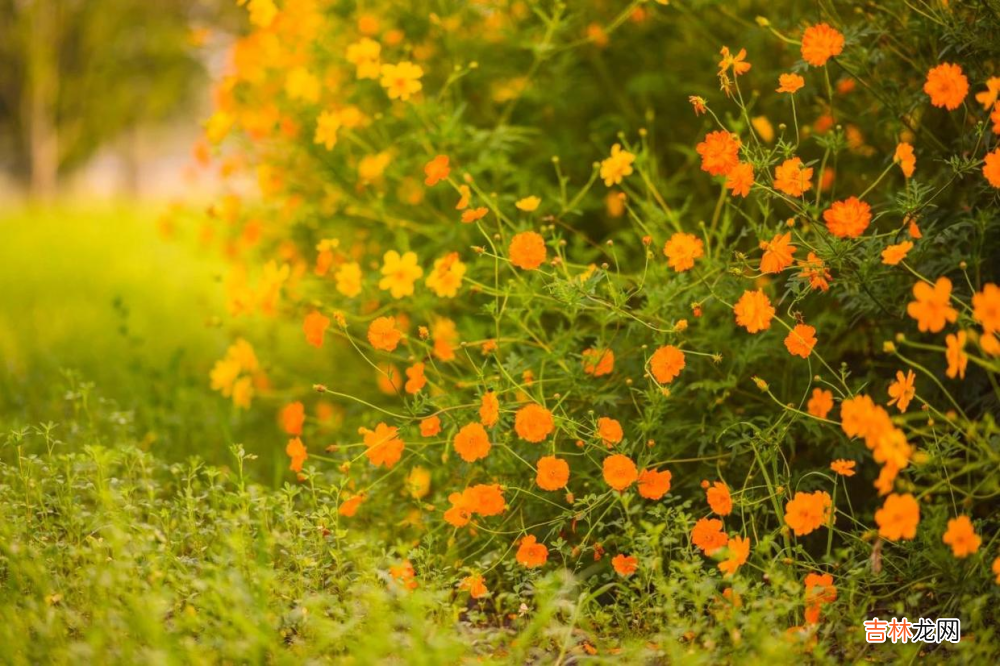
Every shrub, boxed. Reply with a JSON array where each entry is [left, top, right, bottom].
[[177, 0, 1000, 657]]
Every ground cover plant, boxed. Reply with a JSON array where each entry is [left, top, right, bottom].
[[3, 0, 1000, 662]]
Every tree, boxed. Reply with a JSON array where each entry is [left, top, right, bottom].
[[0, 0, 213, 198]]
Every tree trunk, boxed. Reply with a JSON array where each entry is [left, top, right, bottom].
[[26, 0, 58, 200]]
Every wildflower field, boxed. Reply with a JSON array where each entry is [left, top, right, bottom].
[[3, 0, 1000, 662]]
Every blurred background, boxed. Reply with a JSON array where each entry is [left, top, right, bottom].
[[0, 0, 291, 472], [0, 0, 235, 199]]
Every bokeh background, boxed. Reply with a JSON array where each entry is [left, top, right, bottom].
[[0, 0, 303, 476]]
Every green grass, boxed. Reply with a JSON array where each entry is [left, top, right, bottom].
[[0, 202, 312, 476], [2, 385, 997, 664]]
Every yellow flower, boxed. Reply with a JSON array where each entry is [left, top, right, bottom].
[[210, 358, 241, 396], [379, 250, 424, 298], [600, 143, 635, 186], [406, 466, 432, 499], [231, 376, 254, 409], [425, 252, 467, 298], [335, 262, 363, 298], [751, 116, 774, 143], [204, 111, 233, 145], [285, 67, 321, 104], [515, 196, 541, 212], [314, 110, 341, 150], [256, 261, 290, 316], [358, 152, 392, 182], [246, 0, 278, 28], [346, 38, 381, 80], [380, 62, 424, 101]]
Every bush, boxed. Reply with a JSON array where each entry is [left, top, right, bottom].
[[171, 0, 1000, 658]]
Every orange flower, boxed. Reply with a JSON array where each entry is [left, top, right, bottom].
[[995, 557, 1000, 585], [906, 277, 958, 333], [760, 232, 796, 273], [706, 481, 732, 516], [887, 369, 916, 413], [454, 422, 491, 462], [773, 157, 814, 197], [461, 574, 488, 598], [718, 46, 751, 76], [461, 206, 489, 224], [894, 143, 916, 178], [281, 401, 305, 436], [992, 102, 1000, 134], [509, 231, 547, 270], [479, 391, 500, 427], [696, 130, 741, 176], [798, 252, 831, 291], [338, 494, 364, 517], [692, 517, 728, 555], [830, 459, 856, 477], [637, 468, 672, 500], [776, 73, 805, 94], [612, 553, 638, 576], [466, 484, 506, 516], [663, 232, 704, 272], [455, 184, 471, 210], [419, 415, 441, 437], [303, 311, 330, 347], [600, 143, 636, 186], [725, 162, 754, 198], [404, 362, 426, 394], [688, 95, 707, 115], [976, 76, 1000, 109], [597, 416, 623, 447], [784, 323, 817, 358], [973, 283, 1000, 333], [784, 490, 832, 536], [983, 331, 1000, 357], [823, 197, 871, 238], [839, 394, 882, 439], [446, 484, 507, 526], [389, 560, 418, 590], [649, 345, 685, 384], [807, 388, 833, 419], [942, 515, 981, 558], [582, 347, 615, 377], [924, 63, 968, 110], [368, 316, 402, 351], [804, 573, 837, 623], [514, 403, 555, 442], [874, 492, 920, 541], [444, 492, 473, 527], [536, 455, 570, 491], [881, 241, 913, 266], [286, 437, 308, 472], [603, 454, 638, 491], [800, 23, 844, 67], [516, 535, 549, 568], [423, 154, 450, 186], [362, 422, 405, 468], [985, 147, 1000, 188], [945, 330, 968, 379], [804, 573, 837, 607], [734, 289, 775, 333], [718, 536, 750, 576]]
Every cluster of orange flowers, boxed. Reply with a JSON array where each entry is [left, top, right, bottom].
[[193, 1, 999, 623]]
